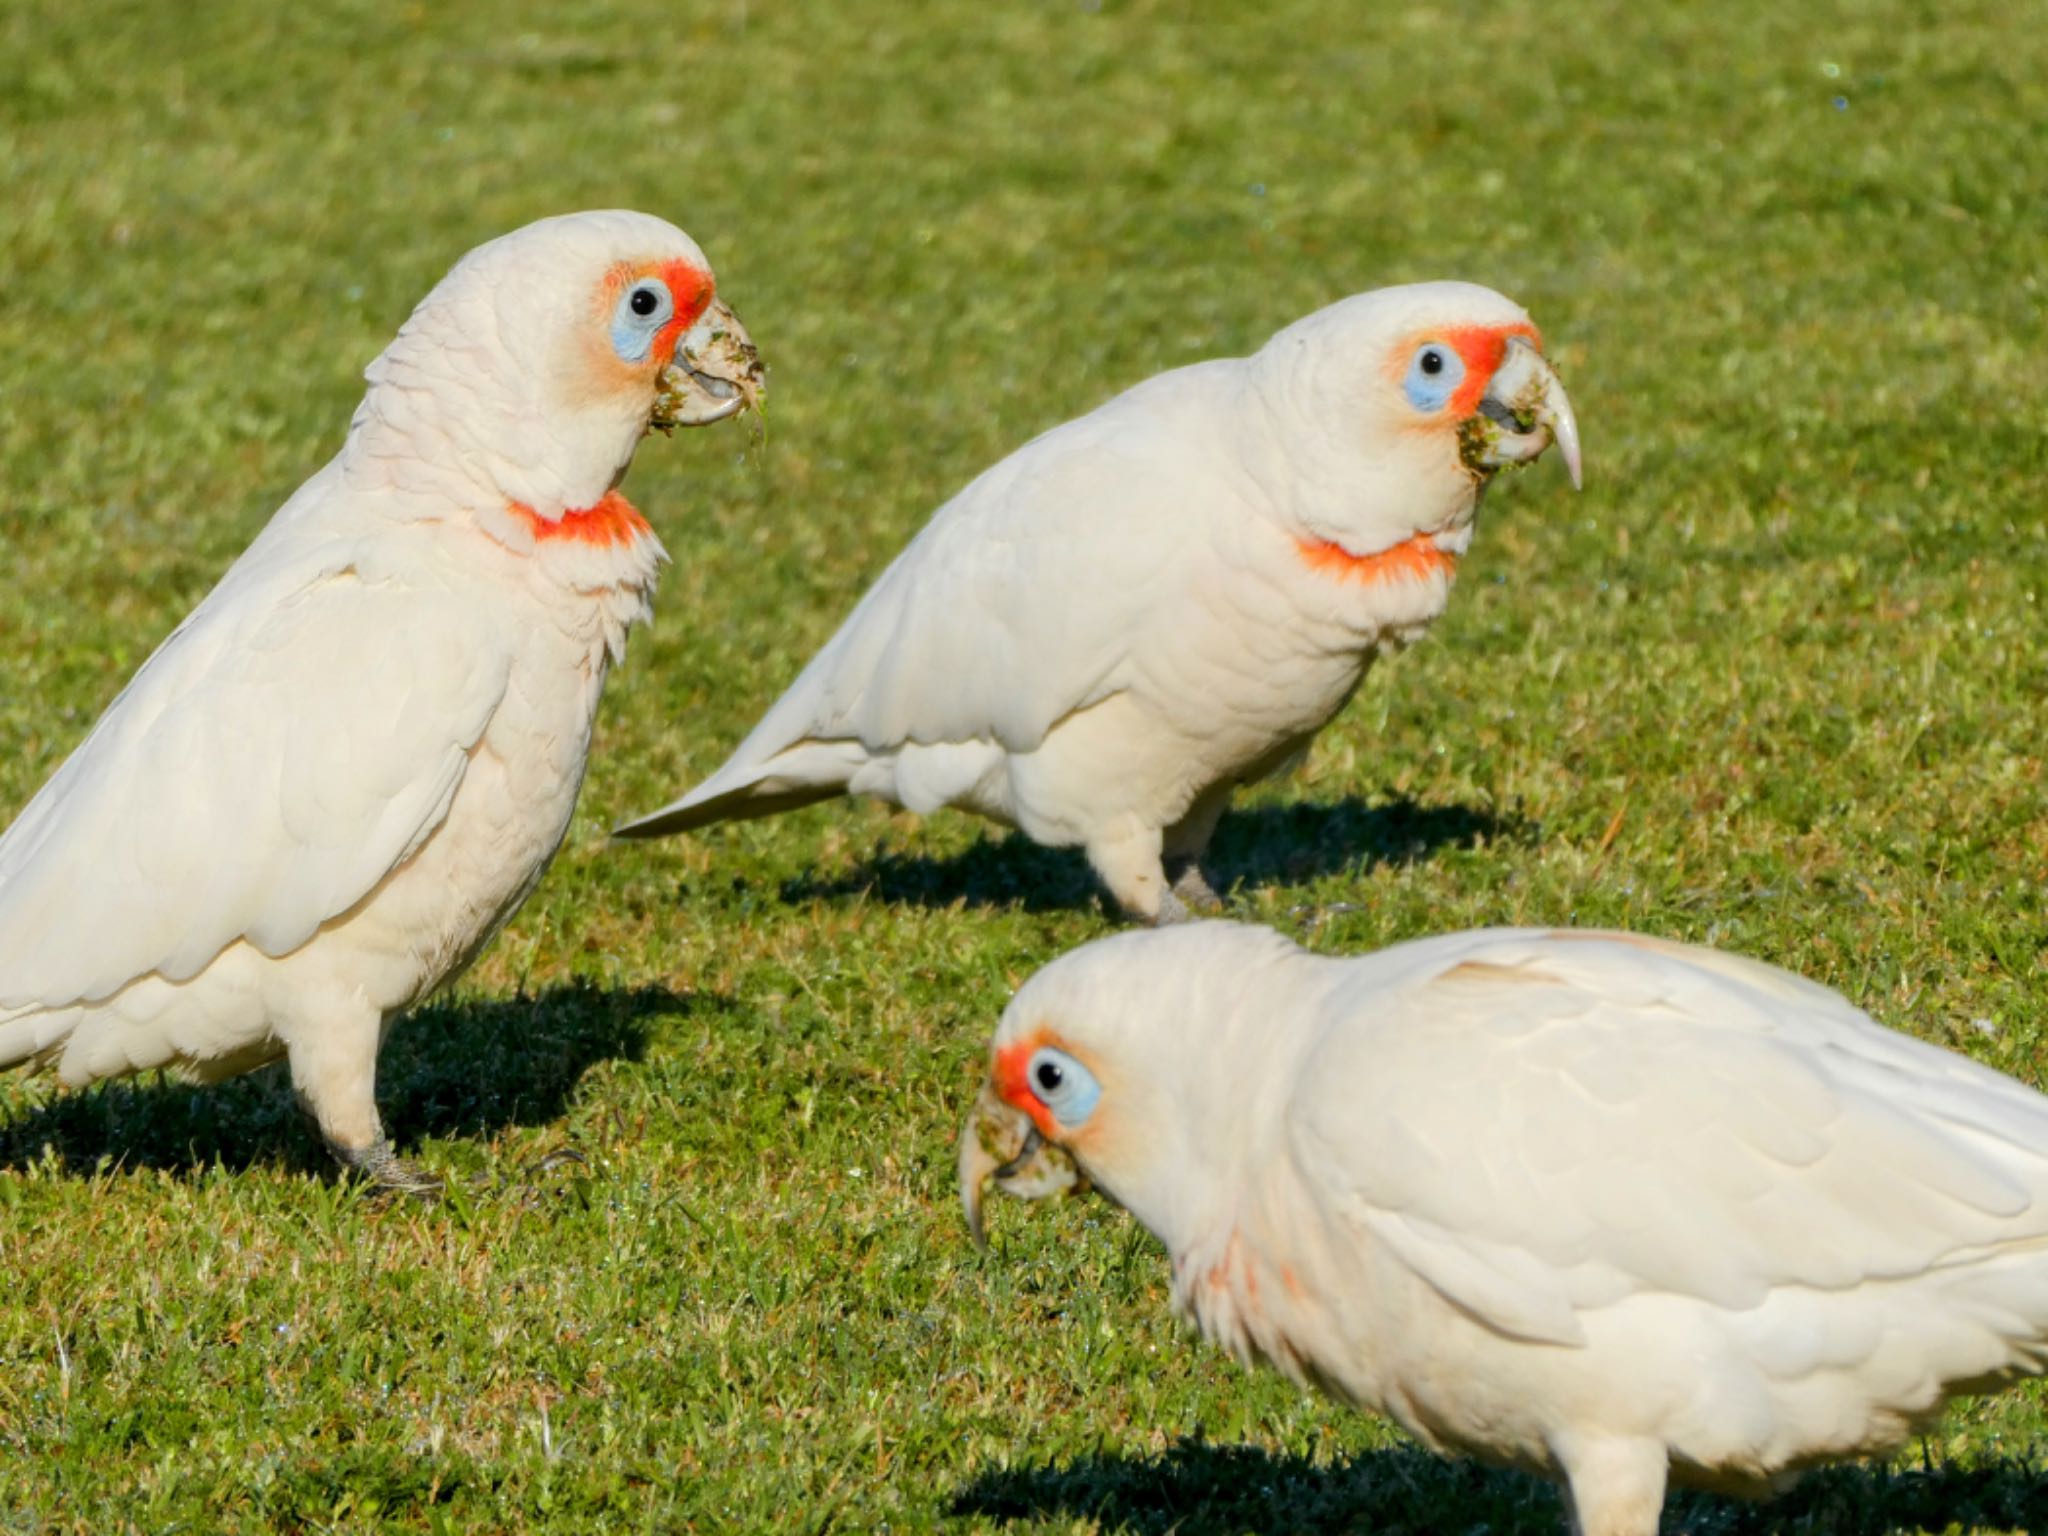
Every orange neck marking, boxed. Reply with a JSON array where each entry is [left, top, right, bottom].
[[509, 489, 652, 548], [1295, 530, 1457, 586]]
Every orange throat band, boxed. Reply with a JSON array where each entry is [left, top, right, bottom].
[[509, 489, 653, 548], [1295, 530, 1458, 586]]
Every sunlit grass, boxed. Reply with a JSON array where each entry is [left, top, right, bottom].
[[0, 0, 2044, 1529]]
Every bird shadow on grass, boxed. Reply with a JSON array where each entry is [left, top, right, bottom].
[[950, 1438, 2048, 1535], [783, 795, 1531, 916], [0, 981, 708, 1180]]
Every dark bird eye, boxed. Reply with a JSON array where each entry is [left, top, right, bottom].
[[1023, 1045, 1102, 1123], [1420, 348, 1445, 376], [630, 285, 661, 317]]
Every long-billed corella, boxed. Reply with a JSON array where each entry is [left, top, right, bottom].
[[962, 921, 2048, 1535], [0, 210, 763, 1193], [616, 283, 1579, 922]]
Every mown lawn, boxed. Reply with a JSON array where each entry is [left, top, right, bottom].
[[1, 0, 2044, 1530]]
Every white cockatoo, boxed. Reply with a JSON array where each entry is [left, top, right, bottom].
[[960, 922, 2048, 1536], [616, 283, 1579, 922], [0, 210, 762, 1192]]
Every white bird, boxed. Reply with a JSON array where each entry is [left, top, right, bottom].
[[0, 210, 763, 1193], [616, 284, 1580, 922], [960, 922, 2048, 1535]]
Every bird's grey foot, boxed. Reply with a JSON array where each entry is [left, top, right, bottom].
[[330, 1137, 443, 1200], [503, 1147, 594, 1208], [1166, 859, 1224, 915]]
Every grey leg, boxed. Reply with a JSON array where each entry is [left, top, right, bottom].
[[1162, 785, 1232, 915], [283, 998, 439, 1199], [1166, 861, 1224, 914]]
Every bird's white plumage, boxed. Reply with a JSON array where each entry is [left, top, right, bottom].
[[620, 284, 1574, 919], [0, 211, 744, 1176], [1297, 934, 2048, 1329], [971, 923, 2048, 1532], [0, 511, 512, 1010], [714, 376, 1208, 760]]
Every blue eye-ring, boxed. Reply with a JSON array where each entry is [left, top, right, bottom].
[[1402, 341, 1465, 413], [1027, 1046, 1102, 1127], [610, 280, 674, 363]]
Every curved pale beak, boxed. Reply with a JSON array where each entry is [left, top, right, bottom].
[[653, 298, 765, 431], [957, 1081, 1082, 1250], [1464, 335, 1582, 489]]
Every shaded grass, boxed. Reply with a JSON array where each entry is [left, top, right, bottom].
[[0, 982, 692, 1177], [955, 1442, 2048, 1535], [1, 0, 2046, 1530], [780, 796, 1528, 915]]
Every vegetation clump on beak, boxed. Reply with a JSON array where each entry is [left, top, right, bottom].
[[956, 1084, 1084, 1249], [653, 298, 765, 431], [1458, 337, 1582, 488]]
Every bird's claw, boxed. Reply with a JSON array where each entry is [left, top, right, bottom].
[[330, 1137, 444, 1201], [503, 1146, 596, 1210], [1150, 888, 1194, 926], [521, 1146, 589, 1179], [1168, 861, 1225, 915]]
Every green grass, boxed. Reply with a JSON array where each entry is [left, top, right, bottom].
[[2, 0, 2046, 1529]]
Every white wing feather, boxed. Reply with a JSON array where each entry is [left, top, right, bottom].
[[1288, 932, 2048, 1347], [618, 362, 1241, 834], [0, 519, 511, 1013]]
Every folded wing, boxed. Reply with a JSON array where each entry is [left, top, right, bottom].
[[1289, 931, 2048, 1348], [0, 535, 512, 1015], [616, 362, 1242, 836]]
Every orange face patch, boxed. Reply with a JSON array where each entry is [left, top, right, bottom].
[[993, 1032, 1063, 1141], [1391, 320, 1542, 419], [509, 489, 654, 547], [1295, 529, 1458, 586], [602, 257, 717, 370]]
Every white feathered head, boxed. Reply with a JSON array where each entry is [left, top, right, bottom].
[[1242, 280, 1580, 564], [347, 209, 762, 522]]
